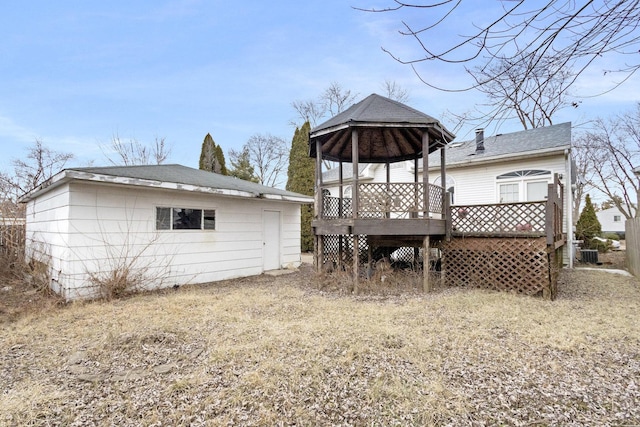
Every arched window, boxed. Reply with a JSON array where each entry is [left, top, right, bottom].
[[496, 170, 551, 203], [343, 185, 352, 198]]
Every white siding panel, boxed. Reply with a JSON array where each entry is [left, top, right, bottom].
[[27, 181, 303, 299], [430, 155, 567, 206], [25, 184, 72, 292]]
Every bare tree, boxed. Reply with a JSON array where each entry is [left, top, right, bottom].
[[230, 134, 288, 188], [579, 104, 640, 219], [291, 99, 326, 128], [0, 139, 73, 202], [466, 54, 578, 130], [321, 82, 358, 117], [381, 79, 410, 103], [570, 139, 598, 221], [102, 135, 171, 166], [358, 2, 640, 99]]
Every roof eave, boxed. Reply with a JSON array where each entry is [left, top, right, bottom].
[[261, 193, 314, 203], [310, 121, 454, 139], [427, 146, 570, 170], [20, 169, 306, 203]]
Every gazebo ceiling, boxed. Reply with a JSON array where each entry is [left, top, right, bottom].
[[309, 94, 456, 163]]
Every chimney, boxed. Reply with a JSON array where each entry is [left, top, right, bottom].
[[475, 128, 485, 153]]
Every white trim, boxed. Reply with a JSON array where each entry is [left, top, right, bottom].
[[20, 170, 314, 204]]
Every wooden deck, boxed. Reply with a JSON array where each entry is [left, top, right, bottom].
[[313, 176, 566, 299]]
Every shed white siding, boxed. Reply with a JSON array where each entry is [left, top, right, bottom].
[[26, 181, 302, 300]]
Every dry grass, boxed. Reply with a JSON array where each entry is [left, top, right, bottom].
[[1, 265, 639, 426]]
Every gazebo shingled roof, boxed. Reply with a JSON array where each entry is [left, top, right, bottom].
[[309, 93, 456, 163]]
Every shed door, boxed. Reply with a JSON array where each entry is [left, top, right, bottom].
[[263, 210, 281, 271]]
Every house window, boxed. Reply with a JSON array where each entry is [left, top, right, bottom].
[[499, 183, 519, 203], [156, 207, 216, 230], [614, 215, 621, 222], [497, 170, 551, 203]]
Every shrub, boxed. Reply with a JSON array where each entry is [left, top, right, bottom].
[[603, 232, 620, 241], [591, 238, 612, 253], [576, 195, 602, 250]]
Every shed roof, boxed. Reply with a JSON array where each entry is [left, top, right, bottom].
[[309, 94, 455, 163], [20, 164, 313, 203]]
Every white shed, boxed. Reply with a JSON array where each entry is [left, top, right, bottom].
[[20, 164, 313, 300]]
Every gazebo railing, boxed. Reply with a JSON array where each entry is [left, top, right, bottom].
[[321, 182, 444, 219]]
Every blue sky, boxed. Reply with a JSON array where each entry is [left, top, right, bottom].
[[1, 1, 639, 176]]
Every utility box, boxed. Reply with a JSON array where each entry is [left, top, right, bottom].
[[581, 249, 599, 264]]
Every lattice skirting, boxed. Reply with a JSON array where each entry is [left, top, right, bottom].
[[442, 237, 558, 299], [318, 235, 430, 273], [319, 235, 369, 268]]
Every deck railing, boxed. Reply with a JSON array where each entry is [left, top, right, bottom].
[[450, 201, 547, 235], [321, 182, 445, 219], [450, 176, 565, 246]]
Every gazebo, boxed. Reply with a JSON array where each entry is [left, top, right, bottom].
[[309, 94, 456, 292]]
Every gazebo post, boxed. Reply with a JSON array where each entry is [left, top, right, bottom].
[[352, 129, 360, 294], [315, 138, 323, 272], [440, 145, 447, 217], [422, 131, 430, 218], [338, 161, 344, 270], [385, 160, 391, 219], [440, 145, 447, 287], [422, 131, 431, 292]]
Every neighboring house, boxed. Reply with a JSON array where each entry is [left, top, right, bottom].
[[20, 164, 313, 300], [596, 207, 627, 235], [323, 122, 575, 264]]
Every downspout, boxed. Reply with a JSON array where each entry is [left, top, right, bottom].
[[565, 148, 574, 268]]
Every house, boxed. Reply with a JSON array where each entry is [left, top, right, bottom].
[[322, 122, 575, 266], [596, 206, 626, 235], [20, 164, 313, 300]]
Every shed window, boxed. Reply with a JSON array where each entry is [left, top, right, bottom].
[[614, 215, 621, 222], [156, 207, 216, 230]]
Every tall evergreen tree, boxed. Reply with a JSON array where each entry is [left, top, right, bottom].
[[229, 147, 259, 182], [576, 194, 602, 250], [214, 145, 228, 175], [286, 122, 314, 252], [199, 133, 216, 172], [199, 133, 228, 174]]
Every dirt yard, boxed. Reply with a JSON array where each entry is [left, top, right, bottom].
[[1, 255, 639, 426]]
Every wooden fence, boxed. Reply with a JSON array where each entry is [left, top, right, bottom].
[[627, 217, 640, 278], [0, 218, 26, 267]]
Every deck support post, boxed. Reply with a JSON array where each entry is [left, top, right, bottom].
[[367, 241, 373, 279], [316, 235, 323, 273], [423, 235, 431, 292], [353, 235, 360, 294]]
